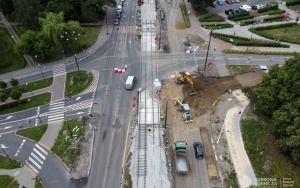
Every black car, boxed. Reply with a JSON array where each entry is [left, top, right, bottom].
[[193, 142, 204, 159], [228, 9, 235, 14], [234, 9, 240, 14], [225, 10, 232, 15], [116, 11, 122, 19], [251, 5, 258, 10]]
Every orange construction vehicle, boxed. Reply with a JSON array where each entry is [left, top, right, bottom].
[[176, 71, 197, 96]]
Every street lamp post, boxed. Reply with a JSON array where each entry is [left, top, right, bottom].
[[37, 63, 46, 79], [28, 119, 32, 128], [74, 54, 82, 82], [247, 32, 254, 52], [105, 7, 108, 35], [67, 124, 74, 140], [25, 83, 34, 97], [204, 29, 214, 71], [37, 116, 43, 126]]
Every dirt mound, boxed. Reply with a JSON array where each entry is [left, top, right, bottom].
[[175, 22, 187, 29], [182, 76, 242, 117]]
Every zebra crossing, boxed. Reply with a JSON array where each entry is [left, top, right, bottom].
[[65, 98, 94, 111], [118, 26, 137, 34], [26, 144, 48, 174], [47, 101, 65, 123], [81, 70, 99, 94], [52, 64, 66, 76]]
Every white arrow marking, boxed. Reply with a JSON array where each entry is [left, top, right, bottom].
[[6, 116, 13, 120], [0, 144, 7, 148], [76, 97, 81, 101], [0, 126, 13, 130]]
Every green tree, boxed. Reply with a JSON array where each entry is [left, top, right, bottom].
[[10, 88, 22, 100], [0, 0, 14, 20], [0, 80, 7, 89], [10, 78, 19, 87], [244, 57, 300, 164], [189, 0, 213, 10], [14, 30, 37, 55], [81, 0, 105, 21], [12, 0, 42, 30], [44, 0, 82, 21], [0, 92, 9, 102]]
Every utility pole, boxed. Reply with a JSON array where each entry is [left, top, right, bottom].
[[74, 54, 82, 82], [204, 29, 214, 71]]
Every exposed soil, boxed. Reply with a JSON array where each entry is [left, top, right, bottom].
[[160, 66, 264, 188]]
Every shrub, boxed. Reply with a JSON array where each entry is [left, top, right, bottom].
[[223, 49, 300, 56], [286, 0, 300, 6], [199, 13, 225, 22], [258, 4, 278, 13], [201, 23, 234, 29], [233, 15, 254, 21], [263, 15, 285, 22], [267, 9, 286, 15], [212, 33, 289, 47], [228, 12, 250, 20], [240, 20, 256, 26], [251, 22, 297, 31]]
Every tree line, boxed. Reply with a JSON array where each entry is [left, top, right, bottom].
[[243, 56, 300, 164]]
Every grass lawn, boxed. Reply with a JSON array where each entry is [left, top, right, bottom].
[[260, 25, 300, 44], [198, 13, 225, 22], [35, 177, 44, 188], [241, 111, 300, 186], [0, 175, 19, 188], [179, 2, 191, 28], [16, 125, 48, 142], [80, 26, 101, 49], [65, 70, 93, 97], [0, 93, 51, 115], [0, 28, 26, 74], [289, 3, 300, 11], [0, 155, 22, 169], [224, 170, 239, 188], [51, 118, 86, 169], [1, 78, 53, 96], [226, 65, 252, 75], [201, 23, 233, 30]]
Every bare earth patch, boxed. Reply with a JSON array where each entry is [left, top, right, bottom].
[[175, 22, 187, 29]]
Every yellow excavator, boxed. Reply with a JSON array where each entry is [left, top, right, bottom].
[[172, 97, 193, 122], [176, 71, 197, 96]]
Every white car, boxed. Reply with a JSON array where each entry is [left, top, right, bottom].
[[260, 65, 269, 73], [239, 5, 252, 12]]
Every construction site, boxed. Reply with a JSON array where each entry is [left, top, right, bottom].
[[160, 64, 264, 187]]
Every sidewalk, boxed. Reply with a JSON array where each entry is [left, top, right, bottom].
[[0, 166, 36, 188]]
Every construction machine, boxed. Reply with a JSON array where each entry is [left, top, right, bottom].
[[176, 71, 197, 96], [173, 97, 193, 122]]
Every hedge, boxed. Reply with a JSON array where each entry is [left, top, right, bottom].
[[223, 49, 300, 55], [201, 23, 234, 29], [240, 20, 256, 26], [212, 33, 289, 47], [258, 4, 278, 13], [251, 22, 297, 31], [233, 15, 255, 21], [263, 15, 285, 22], [228, 12, 250, 20], [267, 9, 286, 15], [286, 0, 300, 6], [199, 13, 225, 22]]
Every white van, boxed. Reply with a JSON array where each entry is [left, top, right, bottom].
[[239, 5, 252, 12], [125, 76, 136, 90], [117, 5, 122, 12]]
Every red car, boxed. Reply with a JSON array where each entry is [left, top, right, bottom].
[[225, 0, 232, 4]]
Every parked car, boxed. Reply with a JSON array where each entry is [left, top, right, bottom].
[[234, 9, 240, 14], [114, 18, 119, 25], [225, 0, 232, 4], [116, 11, 122, 19], [260, 65, 269, 73], [251, 5, 258, 10], [232, 0, 236, 2], [225, 10, 232, 15], [193, 142, 204, 159], [235, 0, 240, 2], [239, 5, 252, 12], [228, 9, 235, 14], [217, 0, 223, 5]]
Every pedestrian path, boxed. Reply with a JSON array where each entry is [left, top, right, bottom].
[[65, 99, 94, 111], [26, 143, 48, 174], [52, 64, 66, 76], [47, 101, 65, 123]]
